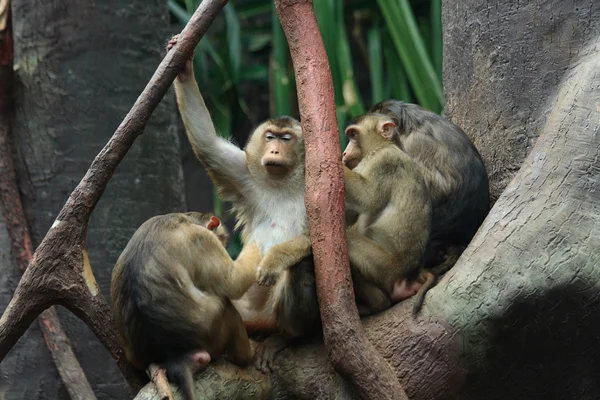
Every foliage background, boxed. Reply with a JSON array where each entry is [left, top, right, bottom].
[[169, 0, 443, 256]]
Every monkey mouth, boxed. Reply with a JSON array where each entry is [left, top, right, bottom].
[[343, 158, 359, 170], [263, 160, 290, 175]]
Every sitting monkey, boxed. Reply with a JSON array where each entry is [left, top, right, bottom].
[[258, 112, 433, 316], [110, 212, 260, 400]]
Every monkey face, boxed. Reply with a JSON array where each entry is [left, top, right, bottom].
[[246, 117, 304, 181], [343, 114, 396, 169]]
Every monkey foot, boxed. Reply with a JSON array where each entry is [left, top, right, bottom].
[[189, 350, 211, 371], [390, 279, 423, 304], [254, 335, 289, 374]]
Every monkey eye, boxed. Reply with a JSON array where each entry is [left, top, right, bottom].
[[282, 133, 293, 141], [265, 132, 276, 141], [346, 128, 359, 139]]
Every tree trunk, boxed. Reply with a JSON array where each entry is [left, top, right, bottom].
[[134, 1, 600, 398], [0, 1, 185, 398], [443, 0, 600, 203]]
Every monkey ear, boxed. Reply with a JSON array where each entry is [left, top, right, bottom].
[[379, 120, 397, 140], [207, 216, 221, 231]]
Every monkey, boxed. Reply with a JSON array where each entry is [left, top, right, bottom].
[[168, 35, 320, 374], [369, 100, 489, 274], [257, 112, 434, 317], [110, 212, 261, 400]]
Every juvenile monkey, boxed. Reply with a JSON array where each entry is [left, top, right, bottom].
[[168, 35, 320, 373], [111, 212, 260, 400], [369, 100, 489, 272], [258, 113, 434, 316]]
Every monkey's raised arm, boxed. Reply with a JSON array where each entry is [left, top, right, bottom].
[[173, 63, 249, 201]]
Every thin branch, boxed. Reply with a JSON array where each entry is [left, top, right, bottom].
[[274, 0, 408, 399], [0, 0, 227, 391]]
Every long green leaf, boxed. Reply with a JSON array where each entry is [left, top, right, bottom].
[[335, 0, 364, 117], [314, 0, 343, 106], [271, 2, 292, 116], [377, 0, 443, 112], [368, 21, 384, 104], [223, 3, 241, 85], [431, 0, 443, 82]]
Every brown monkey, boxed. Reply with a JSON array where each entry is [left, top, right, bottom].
[[111, 212, 260, 400], [257, 113, 434, 317], [369, 100, 489, 271], [168, 35, 320, 373]]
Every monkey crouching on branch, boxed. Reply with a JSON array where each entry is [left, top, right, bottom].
[[111, 212, 260, 400], [370, 100, 489, 275], [168, 34, 320, 373]]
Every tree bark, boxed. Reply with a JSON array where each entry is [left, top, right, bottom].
[[0, 0, 228, 397], [1, 0, 184, 398], [135, 1, 600, 399], [443, 0, 600, 203]]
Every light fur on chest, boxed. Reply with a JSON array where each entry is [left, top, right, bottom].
[[247, 190, 307, 255]]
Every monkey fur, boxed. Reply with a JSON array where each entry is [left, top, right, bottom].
[[369, 100, 489, 267], [169, 35, 319, 373], [110, 212, 259, 400]]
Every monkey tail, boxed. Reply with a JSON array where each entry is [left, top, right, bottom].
[[179, 366, 196, 400], [412, 272, 437, 317]]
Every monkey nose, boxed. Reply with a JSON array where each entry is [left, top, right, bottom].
[[271, 150, 279, 154]]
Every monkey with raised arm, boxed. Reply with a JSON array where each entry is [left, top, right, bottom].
[[111, 212, 260, 400], [259, 101, 490, 315], [258, 113, 434, 315], [168, 35, 320, 374]]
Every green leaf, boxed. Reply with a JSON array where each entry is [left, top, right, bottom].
[[335, 0, 364, 117], [368, 21, 384, 104], [168, 0, 190, 24], [271, 2, 292, 116], [377, 0, 443, 112], [314, 0, 343, 106], [431, 0, 443, 82], [223, 3, 242, 85]]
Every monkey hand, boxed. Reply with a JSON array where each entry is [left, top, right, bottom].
[[256, 264, 280, 286], [166, 34, 194, 80]]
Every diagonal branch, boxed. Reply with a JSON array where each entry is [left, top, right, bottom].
[[274, 0, 408, 399], [0, 0, 227, 391]]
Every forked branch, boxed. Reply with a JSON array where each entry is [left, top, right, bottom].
[[0, 0, 227, 391]]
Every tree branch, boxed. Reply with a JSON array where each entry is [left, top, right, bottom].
[[274, 1, 408, 399], [0, 0, 227, 391]]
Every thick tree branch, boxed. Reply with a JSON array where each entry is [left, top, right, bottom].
[[274, 1, 407, 399], [0, 0, 227, 391], [0, 6, 96, 399]]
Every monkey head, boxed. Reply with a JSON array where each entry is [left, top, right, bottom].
[[184, 211, 229, 248], [342, 113, 396, 169], [245, 116, 304, 184]]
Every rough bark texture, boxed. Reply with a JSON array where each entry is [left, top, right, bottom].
[[136, 1, 600, 399], [0, 10, 96, 399], [443, 0, 600, 203], [0, 0, 226, 398], [275, 0, 407, 399]]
